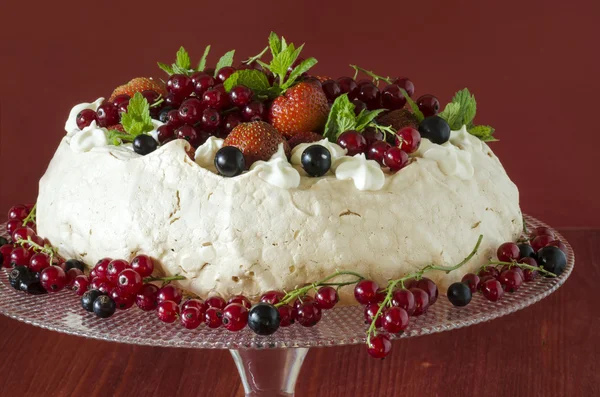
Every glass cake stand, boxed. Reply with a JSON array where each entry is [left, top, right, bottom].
[[0, 215, 574, 397]]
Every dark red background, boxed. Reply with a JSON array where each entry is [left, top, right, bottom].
[[0, 0, 598, 227]]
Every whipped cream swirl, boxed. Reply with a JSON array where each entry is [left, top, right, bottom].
[[64, 98, 105, 136], [194, 137, 224, 172], [250, 144, 301, 189], [69, 121, 110, 152], [335, 154, 385, 191], [291, 139, 347, 171], [416, 126, 475, 180]]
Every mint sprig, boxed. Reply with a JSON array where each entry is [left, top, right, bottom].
[[197, 45, 211, 72], [158, 45, 213, 76], [223, 69, 270, 93], [214, 50, 235, 75], [323, 94, 386, 141], [439, 88, 496, 141], [109, 93, 154, 145]]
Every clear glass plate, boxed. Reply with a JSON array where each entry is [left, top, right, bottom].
[[0, 214, 574, 349]]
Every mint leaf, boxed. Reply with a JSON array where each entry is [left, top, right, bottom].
[[399, 89, 424, 122], [323, 94, 357, 141], [157, 62, 174, 75], [355, 109, 386, 131], [270, 44, 296, 82], [452, 88, 477, 126], [176, 47, 191, 70], [121, 93, 154, 137], [197, 45, 211, 71], [269, 32, 282, 56], [214, 50, 235, 75], [223, 70, 270, 92], [468, 125, 496, 141], [439, 102, 462, 130], [282, 57, 317, 90], [172, 64, 189, 75]]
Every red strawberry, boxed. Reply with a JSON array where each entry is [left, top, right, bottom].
[[223, 121, 290, 166], [106, 124, 125, 132], [268, 81, 329, 139], [313, 76, 331, 83], [109, 77, 167, 102], [287, 131, 323, 149]]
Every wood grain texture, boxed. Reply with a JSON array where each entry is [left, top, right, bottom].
[[0, 229, 597, 397]]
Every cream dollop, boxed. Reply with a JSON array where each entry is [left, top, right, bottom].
[[449, 125, 483, 151], [194, 137, 224, 172], [416, 127, 475, 180], [291, 139, 347, 171], [69, 121, 109, 152], [250, 144, 301, 189], [335, 153, 385, 191], [64, 98, 105, 136]]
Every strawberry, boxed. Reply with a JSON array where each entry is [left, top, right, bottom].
[[109, 77, 167, 102], [223, 121, 290, 166], [313, 76, 331, 83], [287, 131, 323, 149], [106, 124, 125, 132], [268, 81, 329, 139]]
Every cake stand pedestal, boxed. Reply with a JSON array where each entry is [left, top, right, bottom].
[[0, 215, 574, 397]]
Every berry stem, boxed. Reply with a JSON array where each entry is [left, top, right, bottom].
[[22, 204, 37, 226], [349, 65, 393, 86], [151, 97, 164, 108], [366, 234, 483, 347], [485, 260, 556, 277], [144, 274, 187, 283], [16, 236, 59, 263], [244, 46, 269, 65], [275, 270, 365, 307]]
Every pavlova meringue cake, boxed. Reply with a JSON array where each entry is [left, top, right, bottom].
[[35, 34, 520, 303]]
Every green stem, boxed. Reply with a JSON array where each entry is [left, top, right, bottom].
[[151, 97, 164, 108], [486, 260, 556, 277], [16, 237, 59, 263], [366, 234, 483, 347], [22, 204, 37, 226], [275, 270, 365, 307], [349, 65, 393, 86], [144, 274, 187, 283], [244, 46, 269, 65]]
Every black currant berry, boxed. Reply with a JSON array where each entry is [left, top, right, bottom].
[[518, 243, 536, 260], [9, 265, 30, 291], [248, 302, 281, 336], [93, 295, 117, 318], [215, 146, 246, 177], [447, 282, 472, 307], [64, 259, 85, 272], [133, 135, 158, 155], [82, 289, 104, 312], [20, 277, 47, 295], [537, 246, 567, 276], [418, 116, 450, 144], [158, 106, 175, 123], [301, 145, 332, 177]]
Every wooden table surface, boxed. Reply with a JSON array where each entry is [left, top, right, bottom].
[[0, 229, 598, 397]]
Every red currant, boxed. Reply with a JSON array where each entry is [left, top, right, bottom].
[[227, 295, 252, 309], [202, 86, 228, 110], [295, 302, 322, 327], [7, 220, 21, 236], [478, 267, 500, 280], [278, 304, 295, 327], [357, 82, 381, 109], [141, 90, 161, 106], [548, 240, 568, 256], [415, 278, 438, 305], [181, 307, 202, 329], [367, 334, 392, 359], [8, 205, 29, 221], [321, 80, 341, 102], [260, 291, 285, 305], [157, 124, 176, 145], [28, 253, 50, 272], [106, 259, 129, 284], [352, 99, 367, 115], [193, 74, 216, 96], [1, 245, 13, 268], [157, 284, 183, 304], [40, 265, 67, 292], [384, 147, 409, 171], [201, 108, 221, 131], [315, 286, 339, 310], [498, 269, 523, 293], [72, 275, 90, 296], [336, 77, 359, 98], [393, 77, 414, 97], [416, 95, 440, 117], [242, 101, 267, 122], [367, 141, 392, 166], [531, 235, 553, 252], [391, 288, 415, 316], [293, 295, 315, 310], [216, 66, 236, 83], [222, 303, 249, 331], [66, 268, 83, 288], [229, 86, 253, 107], [96, 102, 119, 128], [93, 258, 112, 280], [395, 127, 421, 154], [130, 255, 154, 278], [182, 298, 207, 316], [497, 242, 520, 262], [11, 226, 36, 243], [461, 273, 480, 293], [223, 112, 243, 133], [167, 74, 194, 98], [481, 279, 504, 301], [112, 94, 130, 108], [117, 269, 143, 295], [111, 288, 135, 310], [354, 280, 379, 304], [206, 295, 227, 309], [337, 130, 368, 156], [409, 288, 430, 316], [178, 98, 204, 124], [381, 84, 407, 110], [91, 279, 113, 294], [136, 284, 159, 311], [166, 109, 184, 127], [205, 307, 223, 328], [176, 125, 202, 147], [532, 226, 555, 239], [157, 300, 180, 323], [9, 247, 32, 267], [364, 303, 383, 327], [382, 307, 409, 333]]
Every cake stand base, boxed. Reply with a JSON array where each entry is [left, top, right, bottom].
[[230, 347, 309, 396]]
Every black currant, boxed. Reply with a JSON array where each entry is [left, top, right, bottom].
[[82, 289, 104, 312], [517, 243, 536, 260], [9, 265, 30, 291], [418, 116, 450, 144], [248, 302, 281, 336], [215, 146, 246, 177], [93, 295, 117, 318], [133, 135, 158, 155], [537, 246, 567, 276], [158, 106, 174, 123], [447, 282, 472, 307], [64, 259, 85, 272], [301, 145, 332, 177], [20, 277, 47, 295]]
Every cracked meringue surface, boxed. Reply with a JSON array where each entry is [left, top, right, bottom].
[[36, 129, 521, 303]]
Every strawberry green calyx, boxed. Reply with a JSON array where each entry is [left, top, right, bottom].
[[107, 93, 154, 146], [323, 94, 387, 141], [439, 88, 496, 142], [223, 32, 317, 99], [158, 45, 212, 76]]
